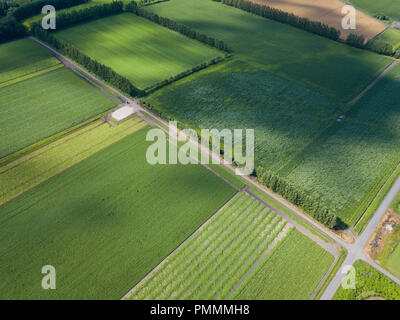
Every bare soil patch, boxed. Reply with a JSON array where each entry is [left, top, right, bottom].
[[251, 0, 387, 40], [365, 209, 400, 260]]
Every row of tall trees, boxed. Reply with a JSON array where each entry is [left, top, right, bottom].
[[256, 166, 341, 229], [41, 1, 123, 29], [126, 1, 231, 52], [345, 32, 396, 56], [32, 25, 143, 97], [145, 56, 226, 94], [220, 0, 341, 41], [220, 0, 398, 58], [12, 0, 88, 21]]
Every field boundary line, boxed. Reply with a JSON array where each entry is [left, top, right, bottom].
[[0, 119, 148, 210], [348, 60, 398, 105], [0, 63, 63, 89]]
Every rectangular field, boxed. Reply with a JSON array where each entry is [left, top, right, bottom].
[[284, 63, 400, 226], [235, 229, 334, 300], [0, 38, 61, 84], [146, 0, 391, 101], [54, 13, 223, 90], [0, 117, 147, 207], [0, 128, 237, 299], [126, 194, 333, 300], [0, 66, 116, 159]]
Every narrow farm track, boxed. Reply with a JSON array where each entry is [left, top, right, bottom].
[[31, 36, 400, 299], [348, 60, 399, 105]]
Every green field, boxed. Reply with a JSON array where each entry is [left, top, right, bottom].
[[0, 117, 147, 207], [145, 60, 400, 226], [375, 28, 400, 51], [147, 0, 390, 101], [236, 229, 334, 300], [0, 38, 61, 84], [350, 0, 400, 22], [127, 194, 333, 300], [143, 1, 400, 227], [285, 64, 400, 226], [0, 127, 236, 299], [54, 13, 222, 90], [334, 260, 400, 300], [386, 242, 400, 279], [0, 65, 115, 158]]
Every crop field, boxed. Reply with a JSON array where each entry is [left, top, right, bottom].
[[127, 193, 331, 300], [284, 63, 400, 226], [144, 59, 348, 173], [0, 66, 115, 159], [334, 260, 400, 300], [375, 28, 400, 51], [143, 1, 400, 227], [147, 0, 391, 101], [236, 229, 334, 299], [251, 0, 386, 40], [0, 127, 236, 299], [0, 38, 61, 84], [0, 117, 147, 207], [54, 13, 222, 90], [350, 0, 400, 22]]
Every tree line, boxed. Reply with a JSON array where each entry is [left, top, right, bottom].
[[255, 166, 341, 229], [218, 0, 340, 41], [0, 0, 88, 43], [32, 23, 144, 97], [218, 0, 398, 57], [126, 1, 231, 52], [12, 0, 88, 21]]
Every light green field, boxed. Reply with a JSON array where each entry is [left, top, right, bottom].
[[350, 0, 400, 22], [54, 13, 222, 90], [0, 117, 147, 207], [147, 0, 391, 101], [334, 260, 400, 300], [128, 193, 332, 300], [0, 67, 115, 159], [375, 28, 400, 51], [0, 127, 236, 299], [128, 194, 291, 299], [0, 38, 61, 84], [236, 229, 334, 300]]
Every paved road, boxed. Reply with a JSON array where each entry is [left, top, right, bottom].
[[30, 36, 400, 299], [320, 176, 400, 299]]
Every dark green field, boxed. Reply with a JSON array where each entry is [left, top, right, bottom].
[[143, 0, 400, 227], [0, 128, 236, 299], [147, 0, 390, 101]]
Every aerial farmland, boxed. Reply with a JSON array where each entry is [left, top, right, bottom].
[[1, 0, 400, 306]]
